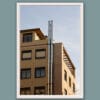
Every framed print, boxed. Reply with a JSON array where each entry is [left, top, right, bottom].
[[17, 2, 84, 99]]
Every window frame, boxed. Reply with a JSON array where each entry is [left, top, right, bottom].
[[69, 77, 71, 87], [73, 83, 75, 93], [21, 50, 32, 60], [23, 33, 32, 43], [21, 68, 31, 79], [64, 89, 67, 95], [64, 70, 67, 81], [35, 67, 46, 78], [20, 87, 31, 94], [35, 49, 46, 59], [34, 86, 45, 94]]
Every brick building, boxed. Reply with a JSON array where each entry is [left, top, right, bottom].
[[20, 28, 76, 95]]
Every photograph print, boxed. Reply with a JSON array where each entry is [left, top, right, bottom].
[[17, 2, 83, 99]]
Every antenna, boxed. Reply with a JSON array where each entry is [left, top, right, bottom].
[[48, 20, 53, 43], [48, 20, 53, 95]]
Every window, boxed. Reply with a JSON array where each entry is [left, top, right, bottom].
[[64, 89, 67, 95], [20, 87, 31, 94], [35, 67, 45, 78], [34, 86, 45, 94], [21, 68, 31, 79], [73, 83, 75, 93], [35, 49, 46, 59], [64, 70, 67, 81], [21, 50, 32, 60], [23, 33, 32, 42], [69, 77, 71, 87]]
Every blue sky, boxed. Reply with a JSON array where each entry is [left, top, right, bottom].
[[19, 4, 81, 92]]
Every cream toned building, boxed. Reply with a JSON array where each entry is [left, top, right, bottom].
[[20, 28, 76, 95]]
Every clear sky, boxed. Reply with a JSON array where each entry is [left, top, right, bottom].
[[19, 4, 81, 93]]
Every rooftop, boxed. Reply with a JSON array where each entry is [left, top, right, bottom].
[[20, 28, 46, 40]]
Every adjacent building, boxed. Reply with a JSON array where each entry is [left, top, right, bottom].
[[20, 28, 76, 95]]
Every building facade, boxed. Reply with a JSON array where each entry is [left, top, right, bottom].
[[20, 28, 76, 95]]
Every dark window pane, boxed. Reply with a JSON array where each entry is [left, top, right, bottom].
[[64, 70, 67, 81], [64, 89, 67, 95], [20, 87, 31, 95], [35, 67, 45, 78], [36, 70, 40, 77], [21, 71, 26, 78], [23, 33, 32, 42], [73, 83, 75, 93], [41, 69, 45, 77], [21, 69, 31, 79], [27, 70, 31, 78], [34, 86, 45, 94], [69, 77, 71, 87]]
